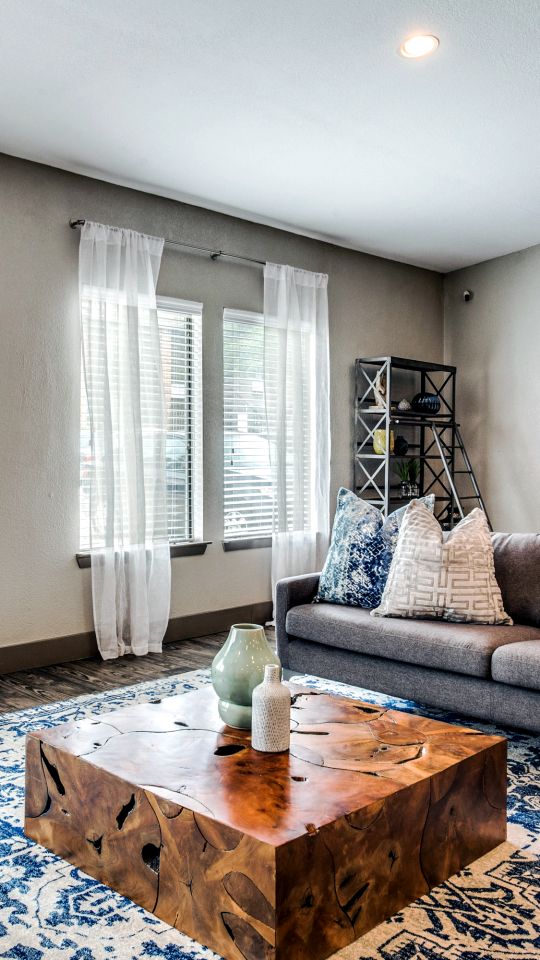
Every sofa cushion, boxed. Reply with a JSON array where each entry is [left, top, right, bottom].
[[373, 502, 512, 625], [492, 533, 540, 627], [314, 488, 435, 609], [286, 602, 540, 678], [491, 640, 540, 691]]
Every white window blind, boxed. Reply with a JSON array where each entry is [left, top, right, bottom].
[[80, 296, 203, 550], [223, 308, 272, 539]]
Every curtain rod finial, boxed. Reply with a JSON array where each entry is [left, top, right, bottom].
[[70, 219, 86, 229]]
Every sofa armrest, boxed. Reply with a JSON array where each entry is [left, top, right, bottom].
[[275, 573, 320, 669]]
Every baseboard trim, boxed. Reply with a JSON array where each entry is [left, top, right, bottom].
[[0, 632, 100, 676], [163, 602, 273, 643], [0, 601, 274, 677]]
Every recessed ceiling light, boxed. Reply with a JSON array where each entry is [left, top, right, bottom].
[[399, 35, 439, 58]]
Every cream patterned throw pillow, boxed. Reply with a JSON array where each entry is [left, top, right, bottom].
[[372, 500, 512, 624]]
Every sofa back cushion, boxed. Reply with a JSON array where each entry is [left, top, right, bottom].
[[314, 488, 435, 609], [492, 533, 540, 627]]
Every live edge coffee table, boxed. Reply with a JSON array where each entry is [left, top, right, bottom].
[[25, 683, 506, 960]]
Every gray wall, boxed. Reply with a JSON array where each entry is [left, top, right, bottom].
[[444, 244, 540, 532], [0, 154, 443, 650]]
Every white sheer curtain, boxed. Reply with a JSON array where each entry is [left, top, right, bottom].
[[263, 263, 330, 603], [79, 221, 170, 659]]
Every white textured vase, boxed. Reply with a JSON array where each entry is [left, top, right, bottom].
[[251, 664, 291, 753]]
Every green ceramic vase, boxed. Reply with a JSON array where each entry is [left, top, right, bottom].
[[211, 623, 281, 729]]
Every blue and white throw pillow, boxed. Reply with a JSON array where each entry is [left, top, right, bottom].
[[314, 488, 435, 608]]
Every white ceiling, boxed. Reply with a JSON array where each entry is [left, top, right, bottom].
[[2, 0, 540, 272]]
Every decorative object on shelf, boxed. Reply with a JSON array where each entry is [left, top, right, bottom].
[[440, 504, 463, 530], [251, 664, 291, 753], [411, 392, 441, 414], [211, 623, 280, 729], [408, 458, 421, 497], [369, 370, 387, 409], [373, 429, 394, 455], [398, 399, 411, 411], [393, 459, 412, 498], [394, 435, 409, 456]]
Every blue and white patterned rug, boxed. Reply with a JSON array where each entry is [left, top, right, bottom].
[[2, 668, 540, 960]]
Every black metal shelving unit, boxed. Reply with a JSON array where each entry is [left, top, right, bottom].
[[354, 356, 490, 529]]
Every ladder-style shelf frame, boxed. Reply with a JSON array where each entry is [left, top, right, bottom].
[[354, 356, 491, 529]]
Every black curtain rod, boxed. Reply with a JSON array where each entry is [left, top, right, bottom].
[[69, 220, 266, 267]]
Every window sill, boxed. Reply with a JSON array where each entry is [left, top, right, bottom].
[[222, 536, 272, 552], [76, 541, 212, 568]]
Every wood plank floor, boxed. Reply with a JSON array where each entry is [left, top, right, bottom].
[[0, 629, 275, 715]]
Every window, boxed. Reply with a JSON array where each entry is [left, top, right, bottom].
[[80, 297, 203, 550], [223, 308, 272, 540], [263, 321, 313, 533]]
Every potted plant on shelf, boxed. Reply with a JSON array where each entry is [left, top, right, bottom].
[[408, 458, 421, 497], [394, 460, 411, 499]]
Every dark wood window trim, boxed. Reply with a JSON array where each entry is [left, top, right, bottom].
[[222, 537, 272, 552], [76, 541, 211, 568]]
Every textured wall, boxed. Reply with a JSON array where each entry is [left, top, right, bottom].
[[0, 154, 443, 648], [444, 244, 540, 532]]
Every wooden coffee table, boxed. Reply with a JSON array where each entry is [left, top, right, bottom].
[[25, 683, 506, 960]]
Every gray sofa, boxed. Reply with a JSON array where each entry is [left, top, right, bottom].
[[276, 533, 540, 732]]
